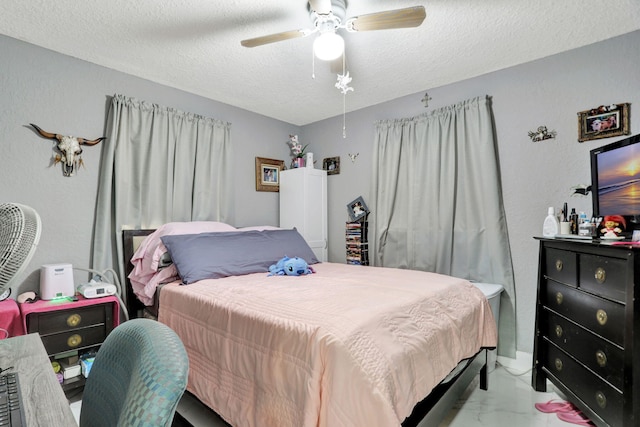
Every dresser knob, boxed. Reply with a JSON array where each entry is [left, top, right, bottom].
[[595, 391, 607, 409], [596, 309, 608, 326], [554, 358, 563, 371], [595, 350, 607, 367], [556, 292, 563, 305], [67, 313, 81, 328], [595, 267, 606, 284], [555, 325, 563, 338], [67, 334, 82, 348], [555, 260, 563, 271]]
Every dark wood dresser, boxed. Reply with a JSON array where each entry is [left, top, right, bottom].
[[532, 237, 640, 427]]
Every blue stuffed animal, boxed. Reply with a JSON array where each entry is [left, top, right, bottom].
[[268, 256, 314, 276]]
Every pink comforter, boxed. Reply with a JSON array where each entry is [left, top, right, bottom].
[[158, 263, 497, 427]]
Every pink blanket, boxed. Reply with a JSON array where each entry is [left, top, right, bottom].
[[159, 263, 497, 427]]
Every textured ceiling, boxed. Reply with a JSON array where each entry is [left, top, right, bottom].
[[2, 1, 639, 125]]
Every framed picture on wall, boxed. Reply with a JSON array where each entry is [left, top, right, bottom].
[[323, 156, 340, 175], [578, 103, 630, 142], [347, 196, 369, 221], [255, 157, 285, 192]]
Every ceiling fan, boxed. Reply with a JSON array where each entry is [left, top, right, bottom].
[[241, 0, 426, 62]]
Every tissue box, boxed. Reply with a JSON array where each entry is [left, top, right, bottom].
[[80, 357, 95, 378], [60, 360, 81, 380]]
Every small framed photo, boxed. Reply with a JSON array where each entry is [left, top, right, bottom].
[[255, 157, 285, 192], [347, 196, 369, 221], [323, 156, 340, 175], [578, 103, 630, 142]]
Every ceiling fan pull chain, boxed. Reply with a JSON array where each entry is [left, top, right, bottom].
[[312, 51, 316, 79], [342, 93, 347, 138], [334, 58, 353, 139], [342, 50, 346, 138]]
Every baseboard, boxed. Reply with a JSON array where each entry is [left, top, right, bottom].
[[497, 350, 532, 374]]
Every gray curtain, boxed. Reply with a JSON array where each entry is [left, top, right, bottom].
[[370, 96, 516, 358], [92, 94, 233, 297]]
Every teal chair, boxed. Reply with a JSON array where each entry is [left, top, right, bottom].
[[79, 318, 189, 427]]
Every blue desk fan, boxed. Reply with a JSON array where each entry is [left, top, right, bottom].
[[0, 203, 42, 301]]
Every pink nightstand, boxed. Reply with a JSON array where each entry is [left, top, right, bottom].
[[0, 299, 23, 338], [19, 295, 120, 394]]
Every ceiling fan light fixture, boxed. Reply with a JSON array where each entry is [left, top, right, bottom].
[[313, 32, 344, 61]]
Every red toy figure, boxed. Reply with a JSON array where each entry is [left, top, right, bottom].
[[600, 215, 626, 238]]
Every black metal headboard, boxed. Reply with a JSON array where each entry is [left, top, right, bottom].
[[122, 229, 155, 318]]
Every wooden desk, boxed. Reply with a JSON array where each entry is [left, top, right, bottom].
[[0, 333, 76, 426]]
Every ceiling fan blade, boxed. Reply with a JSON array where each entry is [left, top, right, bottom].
[[308, 0, 332, 15], [349, 6, 426, 32], [241, 30, 306, 48]]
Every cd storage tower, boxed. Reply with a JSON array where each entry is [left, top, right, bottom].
[[346, 221, 369, 265]]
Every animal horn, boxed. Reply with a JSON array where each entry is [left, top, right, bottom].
[[77, 136, 106, 146], [30, 123, 61, 140]]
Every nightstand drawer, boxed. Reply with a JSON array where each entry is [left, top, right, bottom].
[[543, 310, 624, 390], [26, 304, 111, 335], [545, 342, 623, 427], [579, 254, 627, 303], [545, 248, 577, 285], [544, 280, 625, 347], [40, 325, 108, 355]]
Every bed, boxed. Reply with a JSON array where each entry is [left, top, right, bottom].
[[122, 223, 497, 427]]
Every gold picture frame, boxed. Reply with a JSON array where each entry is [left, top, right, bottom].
[[578, 103, 630, 142], [255, 157, 285, 192], [323, 156, 340, 175]]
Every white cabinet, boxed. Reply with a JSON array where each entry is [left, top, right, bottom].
[[279, 168, 328, 262]]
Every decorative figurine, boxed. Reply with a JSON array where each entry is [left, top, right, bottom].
[[600, 215, 626, 238], [335, 72, 354, 95], [528, 126, 557, 142]]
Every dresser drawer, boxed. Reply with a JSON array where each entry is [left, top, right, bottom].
[[543, 310, 624, 390], [545, 342, 623, 427], [545, 248, 577, 285], [40, 325, 108, 355], [544, 280, 625, 347], [579, 253, 628, 303], [26, 304, 111, 335]]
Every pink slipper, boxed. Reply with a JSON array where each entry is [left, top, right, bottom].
[[534, 399, 575, 413], [557, 409, 595, 426]]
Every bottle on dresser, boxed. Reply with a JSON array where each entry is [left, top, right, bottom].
[[569, 208, 579, 235], [542, 207, 559, 237]]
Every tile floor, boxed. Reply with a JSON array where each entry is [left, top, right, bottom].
[[440, 363, 578, 427], [68, 363, 583, 427]]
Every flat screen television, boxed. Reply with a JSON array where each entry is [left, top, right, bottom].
[[591, 133, 640, 235]]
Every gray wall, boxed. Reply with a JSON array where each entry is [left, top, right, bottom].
[[2, 30, 639, 354], [0, 34, 298, 292], [302, 30, 640, 354]]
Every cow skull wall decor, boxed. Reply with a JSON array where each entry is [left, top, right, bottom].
[[30, 123, 105, 177]]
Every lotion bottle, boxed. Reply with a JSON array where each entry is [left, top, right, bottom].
[[542, 207, 559, 237]]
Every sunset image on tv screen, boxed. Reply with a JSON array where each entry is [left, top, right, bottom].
[[597, 143, 640, 215]]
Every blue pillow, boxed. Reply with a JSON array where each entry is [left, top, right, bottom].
[[161, 229, 319, 284]]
